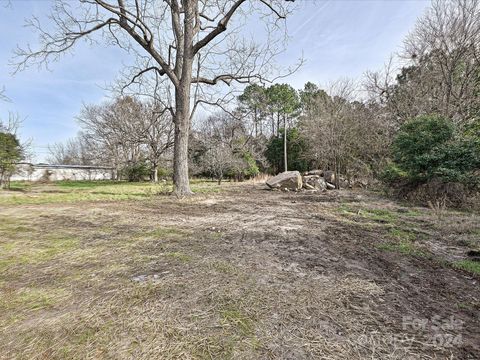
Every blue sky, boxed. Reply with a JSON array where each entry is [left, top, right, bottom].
[[0, 0, 429, 162]]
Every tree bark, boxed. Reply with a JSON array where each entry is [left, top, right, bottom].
[[334, 157, 340, 190], [152, 163, 158, 183], [271, 112, 275, 136], [172, 1, 194, 196], [277, 113, 280, 137], [254, 107, 258, 137], [173, 87, 193, 195]]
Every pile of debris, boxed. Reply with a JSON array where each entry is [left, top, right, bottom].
[[266, 170, 338, 192]]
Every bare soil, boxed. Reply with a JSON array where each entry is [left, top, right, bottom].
[[0, 183, 479, 359]]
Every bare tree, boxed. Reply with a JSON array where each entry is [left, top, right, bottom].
[[403, 0, 480, 125], [138, 100, 174, 182], [201, 144, 237, 184], [53, 96, 174, 181], [47, 133, 100, 165], [300, 79, 390, 187], [77, 97, 145, 178], [195, 111, 259, 183], [14, 0, 297, 195]]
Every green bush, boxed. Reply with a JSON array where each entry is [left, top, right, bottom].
[[242, 151, 259, 178], [121, 162, 151, 182], [379, 162, 408, 185], [156, 167, 172, 179], [390, 115, 480, 185]]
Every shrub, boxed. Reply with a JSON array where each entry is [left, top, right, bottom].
[[392, 115, 453, 181], [384, 114, 480, 208], [380, 162, 408, 186], [242, 151, 259, 178], [156, 167, 172, 179], [390, 115, 480, 185], [121, 162, 151, 182]]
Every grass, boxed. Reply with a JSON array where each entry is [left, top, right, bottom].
[[376, 241, 426, 256], [220, 307, 255, 336], [0, 287, 70, 312], [452, 260, 480, 275], [388, 228, 417, 242], [360, 208, 397, 223], [208, 260, 238, 275], [403, 209, 422, 217], [0, 231, 78, 273], [0, 180, 223, 205], [8, 181, 32, 191], [148, 227, 191, 238], [164, 251, 192, 262], [470, 228, 480, 236], [336, 204, 398, 223]]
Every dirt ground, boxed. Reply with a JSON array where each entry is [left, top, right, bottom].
[[0, 182, 479, 359]]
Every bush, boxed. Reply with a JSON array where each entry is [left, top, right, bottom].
[[242, 151, 259, 178], [379, 162, 408, 186], [390, 115, 480, 184], [121, 162, 151, 182], [157, 167, 172, 179], [384, 114, 480, 207], [392, 115, 453, 181]]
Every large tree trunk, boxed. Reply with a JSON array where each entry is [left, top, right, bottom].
[[173, 93, 193, 196], [172, 6, 194, 197], [152, 163, 159, 183]]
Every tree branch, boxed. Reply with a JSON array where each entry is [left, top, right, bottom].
[[192, 0, 246, 55]]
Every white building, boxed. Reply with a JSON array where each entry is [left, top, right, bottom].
[[11, 163, 114, 182]]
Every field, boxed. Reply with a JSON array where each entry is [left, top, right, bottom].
[[0, 180, 479, 359]]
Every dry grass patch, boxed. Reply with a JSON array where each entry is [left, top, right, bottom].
[[0, 182, 478, 359]]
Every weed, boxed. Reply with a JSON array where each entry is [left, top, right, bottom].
[[360, 208, 397, 223], [164, 251, 192, 262], [148, 227, 189, 239], [220, 307, 255, 336], [452, 260, 480, 275], [428, 196, 447, 220], [389, 228, 417, 241], [377, 241, 426, 256], [208, 260, 238, 274]]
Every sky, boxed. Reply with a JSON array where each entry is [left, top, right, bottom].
[[0, 0, 430, 162]]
